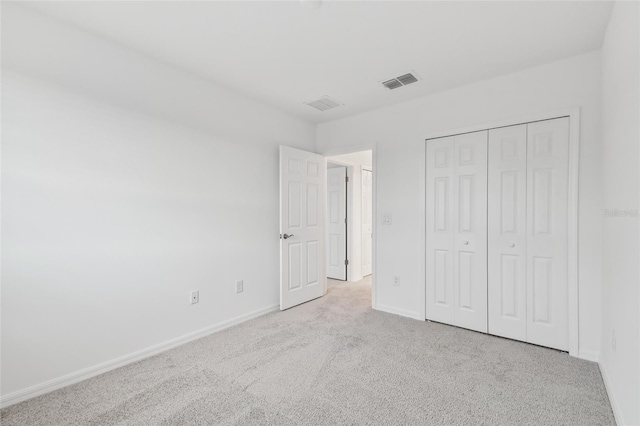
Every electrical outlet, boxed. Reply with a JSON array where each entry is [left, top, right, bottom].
[[611, 329, 616, 351], [382, 215, 392, 225], [393, 276, 400, 286], [235, 280, 244, 293], [190, 290, 199, 305]]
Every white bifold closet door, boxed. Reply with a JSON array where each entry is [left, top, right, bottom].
[[487, 124, 528, 341], [488, 117, 570, 351], [426, 131, 488, 333]]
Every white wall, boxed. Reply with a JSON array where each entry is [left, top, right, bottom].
[[600, 2, 640, 424], [317, 51, 604, 358], [2, 1, 633, 414], [1, 5, 315, 402]]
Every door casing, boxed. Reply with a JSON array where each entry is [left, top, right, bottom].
[[321, 145, 377, 308], [327, 165, 348, 280], [362, 167, 373, 277]]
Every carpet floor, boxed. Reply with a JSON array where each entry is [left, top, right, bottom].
[[1, 276, 614, 425]]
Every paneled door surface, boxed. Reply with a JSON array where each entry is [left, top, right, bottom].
[[525, 118, 569, 351], [327, 166, 347, 280], [426, 136, 455, 325], [427, 117, 571, 351], [280, 146, 326, 310], [361, 168, 373, 277], [488, 124, 528, 341], [426, 131, 488, 332], [487, 118, 570, 351]]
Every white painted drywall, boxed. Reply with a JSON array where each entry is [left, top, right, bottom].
[[1, 6, 315, 401], [317, 51, 604, 358], [600, 2, 640, 424]]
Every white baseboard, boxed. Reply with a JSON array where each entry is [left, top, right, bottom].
[[374, 303, 422, 321], [599, 360, 625, 426], [577, 349, 600, 362], [0, 304, 279, 409]]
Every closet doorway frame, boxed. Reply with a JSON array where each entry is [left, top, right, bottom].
[[419, 107, 580, 358]]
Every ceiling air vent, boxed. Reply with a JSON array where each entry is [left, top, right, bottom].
[[382, 79, 403, 90], [305, 96, 343, 112], [381, 72, 420, 90], [397, 73, 418, 85]]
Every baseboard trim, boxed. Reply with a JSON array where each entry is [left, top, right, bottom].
[[374, 303, 422, 321], [577, 350, 600, 362], [599, 360, 625, 426], [0, 303, 280, 409]]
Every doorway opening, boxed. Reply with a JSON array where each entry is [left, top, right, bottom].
[[325, 150, 373, 286], [326, 162, 348, 280]]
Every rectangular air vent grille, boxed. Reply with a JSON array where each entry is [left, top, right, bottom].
[[382, 79, 403, 90], [305, 96, 343, 112], [397, 73, 418, 85], [382, 72, 420, 90]]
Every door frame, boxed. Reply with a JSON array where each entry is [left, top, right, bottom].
[[420, 107, 580, 358], [321, 144, 377, 309], [326, 162, 349, 280], [361, 166, 373, 277]]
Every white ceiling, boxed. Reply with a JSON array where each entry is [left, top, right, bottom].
[[19, 1, 613, 124]]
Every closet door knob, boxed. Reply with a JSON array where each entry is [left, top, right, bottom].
[[463, 241, 469, 245], [509, 243, 515, 248]]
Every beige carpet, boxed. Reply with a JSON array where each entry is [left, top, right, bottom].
[[1, 276, 614, 425]]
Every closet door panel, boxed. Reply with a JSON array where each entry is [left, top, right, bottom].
[[526, 118, 569, 351], [426, 137, 455, 324], [453, 131, 488, 332], [488, 125, 527, 341]]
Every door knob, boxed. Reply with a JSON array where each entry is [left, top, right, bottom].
[[282, 233, 294, 239], [463, 241, 469, 245], [509, 243, 515, 248]]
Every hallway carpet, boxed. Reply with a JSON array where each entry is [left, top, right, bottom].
[[1, 276, 614, 425]]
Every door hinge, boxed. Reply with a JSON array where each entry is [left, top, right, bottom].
[[345, 259, 349, 266], [344, 218, 347, 224], [345, 176, 349, 183]]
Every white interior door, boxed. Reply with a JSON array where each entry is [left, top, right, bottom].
[[327, 166, 347, 280], [280, 146, 326, 310], [426, 136, 455, 325], [452, 132, 488, 333], [487, 118, 570, 351], [427, 117, 571, 351], [361, 168, 373, 277], [526, 117, 569, 351], [426, 131, 487, 332], [488, 124, 528, 341]]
